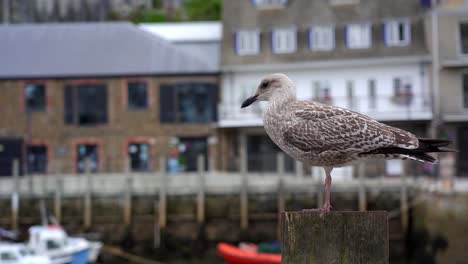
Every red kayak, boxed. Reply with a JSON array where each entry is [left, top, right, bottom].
[[217, 242, 281, 264]]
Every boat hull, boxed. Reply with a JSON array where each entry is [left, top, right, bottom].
[[217, 243, 281, 264]]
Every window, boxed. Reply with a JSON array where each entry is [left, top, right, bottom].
[[0, 251, 17, 261], [24, 83, 46, 112], [392, 77, 413, 106], [64, 84, 107, 126], [312, 81, 332, 104], [368, 79, 376, 109], [127, 82, 148, 109], [128, 143, 150, 172], [346, 23, 372, 49], [235, 30, 260, 55], [346, 81, 355, 109], [460, 22, 468, 54], [27, 145, 47, 174], [76, 144, 98, 173], [160, 83, 218, 123], [384, 19, 411, 46], [463, 73, 468, 108], [167, 137, 208, 172], [46, 240, 62, 250], [272, 27, 297, 54], [247, 135, 294, 172], [253, 0, 287, 8], [309, 25, 335, 51]]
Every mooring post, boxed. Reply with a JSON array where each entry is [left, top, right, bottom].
[[277, 153, 286, 240], [83, 158, 92, 229], [11, 159, 19, 231], [358, 163, 367, 211], [54, 161, 62, 224], [158, 157, 167, 230], [123, 158, 133, 226], [281, 211, 389, 264], [196, 155, 205, 225], [239, 136, 248, 231]]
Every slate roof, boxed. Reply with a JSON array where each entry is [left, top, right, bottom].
[[0, 22, 217, 79]]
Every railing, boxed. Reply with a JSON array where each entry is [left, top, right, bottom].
[[219, 94, 432, 124]]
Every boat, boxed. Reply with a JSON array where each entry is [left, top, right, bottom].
[[27, 225, 102, 264], [0, 242, 52, 264], [217, 242, 281, 264]]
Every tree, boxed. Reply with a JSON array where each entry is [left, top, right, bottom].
[[185, 0, 221, 21]]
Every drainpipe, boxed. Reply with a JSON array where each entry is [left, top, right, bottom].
[[429, 0, 440, 138]]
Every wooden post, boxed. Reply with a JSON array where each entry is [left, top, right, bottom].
[[158, 157, 167, 230], [400, 163, 408, 231], [54, 161, 62, 224], [196, 155, 205, 225], [83, 159, 92, 229], [123, 159, 133, 226], [239, 134, 248, 230], [358, 163, 367, 212], [277, 153, 285, 240], [154, 201, 161, 249], [281, 211, 389, 264], [11, 159, 19, 231]]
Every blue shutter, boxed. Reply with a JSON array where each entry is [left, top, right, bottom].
[[382, 23, 387, 47], [233, 32, 238, 54]]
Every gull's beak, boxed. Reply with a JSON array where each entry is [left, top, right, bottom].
[[241, 94, 258, 108]]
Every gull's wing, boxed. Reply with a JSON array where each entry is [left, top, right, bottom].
[[282, 101, 418, 154]]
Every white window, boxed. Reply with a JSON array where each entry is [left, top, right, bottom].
[[368, 79, 376, 109], [272, 27, 297, 54], [392, 77, 413, 106], [235, 30, 260, 56], [309, 25, 335, 51], [384, 18, 411, 47], [253, 0, 288, 8], [312, 81, 332, 105], [346, 23, 372, 49]]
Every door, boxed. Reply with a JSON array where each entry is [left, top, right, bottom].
[[0, 138, 23, 176]]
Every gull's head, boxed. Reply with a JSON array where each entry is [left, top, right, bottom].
[[241, 73, 295, 108]]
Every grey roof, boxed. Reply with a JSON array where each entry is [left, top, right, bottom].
[[0, 22, 217, 79]]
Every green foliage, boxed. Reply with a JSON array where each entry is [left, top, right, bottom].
[[185, 0, 221, 21], [128, 5, 168, 23]]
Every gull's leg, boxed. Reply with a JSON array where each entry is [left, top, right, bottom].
[[323, 166, 333, 213]]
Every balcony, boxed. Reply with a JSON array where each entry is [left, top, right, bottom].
[[218, 93, 432, 127]]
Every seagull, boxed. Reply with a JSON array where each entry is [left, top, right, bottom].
[[241, 73, 454, 213]]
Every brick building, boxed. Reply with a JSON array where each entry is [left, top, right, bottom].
[[0, 22, 220, 175]]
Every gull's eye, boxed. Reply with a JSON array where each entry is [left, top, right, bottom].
[[260, 80, 269, 89]]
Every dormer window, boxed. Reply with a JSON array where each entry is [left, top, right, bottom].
[[271, 27, 297, 54], [253, 0, 288, 9], [309, 25, 335, 51], [384, 18, 411, 47], [345, 23, 372, 49], [235, 30, 261, 56]]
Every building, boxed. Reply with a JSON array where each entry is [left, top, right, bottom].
[[428, 0, 468, 176], [219, 0, 432, 175], [0, 22, 219, 175]]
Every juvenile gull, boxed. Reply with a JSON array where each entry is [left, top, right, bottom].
[[241, 73, 454, 213]]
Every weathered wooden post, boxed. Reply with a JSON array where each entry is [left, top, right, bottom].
[[11, 159, 19, 231], [281, 211, 389, 264], [196, 155, 205, 225], [83, 159, 92, 229], [158, 157, 167, 232], [277, 153, 285, 240], [123, 159, 133, 226]]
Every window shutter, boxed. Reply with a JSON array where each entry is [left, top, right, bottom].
[[270, 31, 275, 53], [344, 26, 348, 48], [159, 84, 176, 123], [64, 85, 75, 124], [233, 32, 238, 54], [97, 85, 108, 123], [382, 23, 387, 47], [308, 27, 313, 50]]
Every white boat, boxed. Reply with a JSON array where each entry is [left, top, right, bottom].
[[0, 243, 51, 264], [27, 225, 102, 264]]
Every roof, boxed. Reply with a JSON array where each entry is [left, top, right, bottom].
[[0, 22, 217, 79], [139, 21, 222, 42]]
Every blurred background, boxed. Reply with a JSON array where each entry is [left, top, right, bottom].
[[0, 0, 467, 263]]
